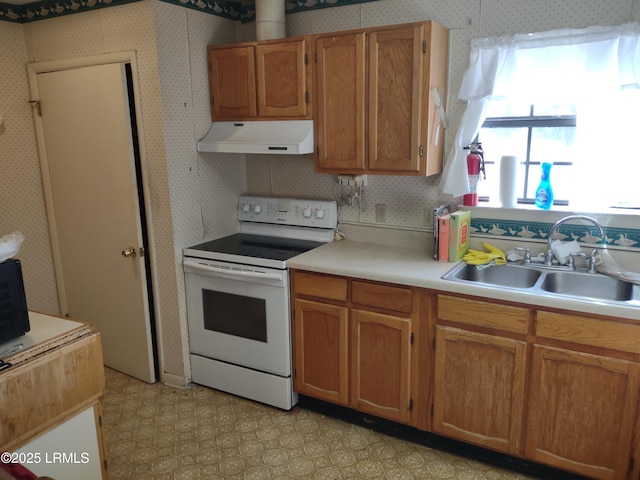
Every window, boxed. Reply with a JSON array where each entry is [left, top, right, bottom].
[[440, 23, 640, 210], [477, 102, 576, 205]]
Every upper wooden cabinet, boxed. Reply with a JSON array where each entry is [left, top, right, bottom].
[[208, 37, 312, 121], [314, 21, 448, 175]]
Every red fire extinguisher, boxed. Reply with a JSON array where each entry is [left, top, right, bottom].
[[463, 142, 486, 206]]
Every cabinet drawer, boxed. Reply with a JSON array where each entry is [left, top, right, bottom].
[[437, 295, 529, 334], [293, 271, 347, 302], [535, 311, 640, 355], [352, 281, 412, 314]]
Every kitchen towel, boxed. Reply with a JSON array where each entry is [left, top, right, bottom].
[[499, 155, 518, 207]]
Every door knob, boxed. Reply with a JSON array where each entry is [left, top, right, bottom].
[[121, 247, 137, 257]]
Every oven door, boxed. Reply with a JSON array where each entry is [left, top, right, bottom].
[[184, 258, 291, 377]]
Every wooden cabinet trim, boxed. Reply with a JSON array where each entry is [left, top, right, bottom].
[[351, 280, 413, 314], [535, 310, 640, 357], [292, 270, 348, 302], [437, 294, 530, 335]]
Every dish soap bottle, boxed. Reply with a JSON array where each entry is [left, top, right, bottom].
[[534, 162, 554, 209]]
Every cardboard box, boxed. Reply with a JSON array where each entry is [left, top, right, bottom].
[[448, 210, 471, 262]]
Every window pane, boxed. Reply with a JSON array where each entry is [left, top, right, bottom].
[[484, 100, 532, 117], [532, 103, 576, 116], [528, 126, 576, 202], [476, 128, 528, 201]]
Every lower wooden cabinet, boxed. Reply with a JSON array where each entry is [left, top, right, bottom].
[[351, 309, 412, 423], [525, 345, 640, 480], [293, 298, 349, 405], [432, 326, 527, 455], [292, 273, 640, 480], [291, 270, 417, 425]]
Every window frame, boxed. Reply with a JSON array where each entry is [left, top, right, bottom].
[[479, 105, 577, 206]]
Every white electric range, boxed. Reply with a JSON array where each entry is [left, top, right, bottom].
[[183, 195, 337, 410]]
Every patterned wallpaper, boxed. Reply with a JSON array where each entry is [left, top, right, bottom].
[[0, 0, 379, 23], [0, 23, 59, 314], [3, 0, 640, 385]]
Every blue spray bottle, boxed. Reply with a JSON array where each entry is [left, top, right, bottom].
[[534, 162, 554, 209]]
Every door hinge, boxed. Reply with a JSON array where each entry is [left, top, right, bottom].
[[104, 459, 108, 470], [419, 145, 424, 157], [304, 53, 309, 65], [408, 398, 413, 411], [410, 332, 414, 345], [430, 404, 434, 417], [432, 337, 435, 349], [29, 100, 42, 116], [98, 415, 103, 427], [315, 52, 318, 63], [422, 40, 427, 53], [305, 91, 309, 104]]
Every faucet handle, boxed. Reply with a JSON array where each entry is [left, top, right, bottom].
[[587, 248, 600, 273], [567, 251, 587, 271], [514, 247, 531, 264]]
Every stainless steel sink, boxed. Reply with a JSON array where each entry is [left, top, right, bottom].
[[442, 261, 640, 306], [445, 263, 541, 288], [539, 271, 635, 302]]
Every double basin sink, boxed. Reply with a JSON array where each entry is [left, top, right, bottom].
[[442, 261, 640, 306]]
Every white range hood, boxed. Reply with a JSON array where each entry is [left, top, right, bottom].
[[197, 120, 314, 155]]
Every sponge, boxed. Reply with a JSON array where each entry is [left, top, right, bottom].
[[551, 240, 582, 264]]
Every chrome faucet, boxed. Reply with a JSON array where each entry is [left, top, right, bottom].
[[544, 215, 605, 266]]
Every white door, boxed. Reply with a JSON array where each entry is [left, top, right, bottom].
[[31, 61, 156, 383]]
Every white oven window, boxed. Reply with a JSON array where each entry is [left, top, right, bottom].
[[202, 289, 267, 343]]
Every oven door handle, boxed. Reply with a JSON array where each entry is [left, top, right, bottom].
[[183, 259, 284, 282]]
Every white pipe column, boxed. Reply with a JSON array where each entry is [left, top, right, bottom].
[[255, 0, 286, 40]]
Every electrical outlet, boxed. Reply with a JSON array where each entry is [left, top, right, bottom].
[[375, 204, 386, 223]]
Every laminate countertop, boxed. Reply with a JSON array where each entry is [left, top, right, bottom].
[[287, 239, 640, 321]]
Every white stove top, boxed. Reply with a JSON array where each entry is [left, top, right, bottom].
[[183, 195, 338, 269]]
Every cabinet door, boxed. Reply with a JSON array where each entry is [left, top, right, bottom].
[[315, 33, 366, 171], [368, 24, 424, 173], [256, 39, 309, 118], [208, 45, 257, 119], [351, 309, 412, 423], [293, 299, 349, 405], [433, 326, 527, 455], [525, 345, 639, 480]]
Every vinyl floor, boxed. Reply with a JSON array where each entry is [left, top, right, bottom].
[[102, 368, 538, 480]]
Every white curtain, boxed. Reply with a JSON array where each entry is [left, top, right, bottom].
[[440, 23, 640, 201]]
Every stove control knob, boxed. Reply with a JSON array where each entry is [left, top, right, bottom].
[[242, 203, 251, 213], [315, 209, 326, 219], [303, 207, 313, 218], [253, 205, 263, 214]]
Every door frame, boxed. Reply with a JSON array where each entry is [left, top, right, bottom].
[[26, 52, 162, 379]]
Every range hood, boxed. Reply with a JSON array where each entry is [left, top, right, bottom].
[[196, 120, 314, 155]]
